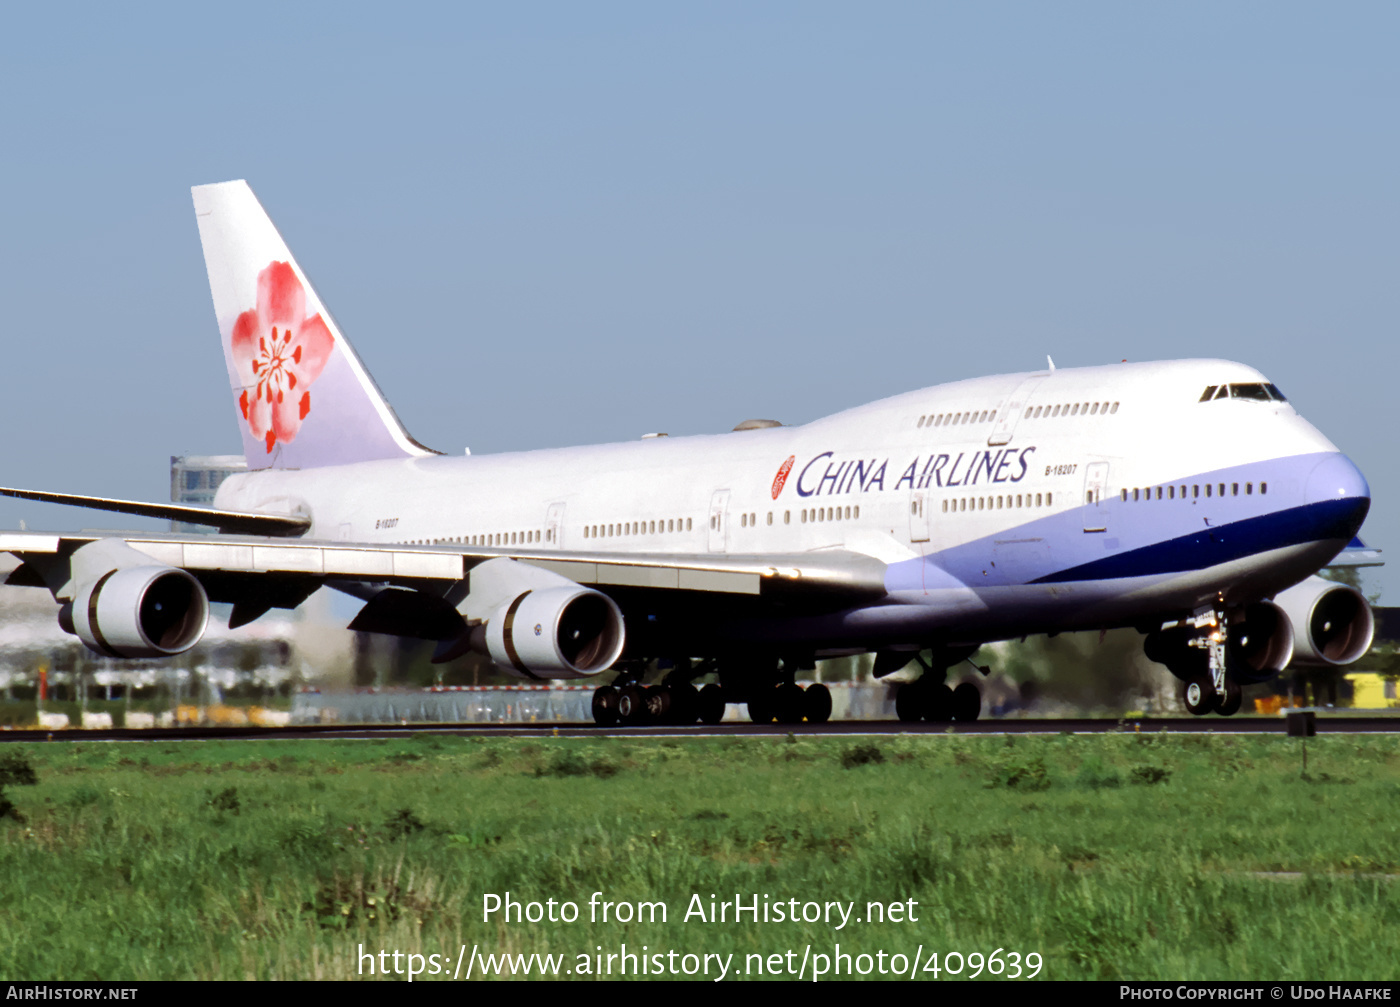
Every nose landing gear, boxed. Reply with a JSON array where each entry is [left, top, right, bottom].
[[1182, 607, 1245, 717]]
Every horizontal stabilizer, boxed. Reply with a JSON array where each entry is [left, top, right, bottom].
[[1325, 537, 1383, 568], [0, 487, 309, 537]]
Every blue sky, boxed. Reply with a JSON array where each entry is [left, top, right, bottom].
[[0, 3, 1395, 595]]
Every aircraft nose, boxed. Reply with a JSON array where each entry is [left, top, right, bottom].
[[1305, 452, 1370, 506]]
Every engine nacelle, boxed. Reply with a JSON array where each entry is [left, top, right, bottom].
[[1274, 575, 1374, 667], [484, 586, 625, 680], [62, 565, 210, 658], [1227, 601, 1296, 683]]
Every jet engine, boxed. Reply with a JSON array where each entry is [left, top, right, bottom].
[[1273, 575, 1374, 667], [483, 585, 625, 679], [61, 564, 210, 658]]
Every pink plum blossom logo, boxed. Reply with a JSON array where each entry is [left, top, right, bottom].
[[230, 261, 334, 453]]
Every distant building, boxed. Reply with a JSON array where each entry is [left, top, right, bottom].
[[170, 454, 245, 532]]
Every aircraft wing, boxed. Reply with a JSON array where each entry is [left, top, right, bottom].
[[0, 486, 310, 537], [0, 528, 891, 631]]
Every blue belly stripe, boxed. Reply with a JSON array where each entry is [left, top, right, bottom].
[[1032, 496, 1369, 584]]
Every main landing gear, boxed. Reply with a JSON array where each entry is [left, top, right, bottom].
[[591, 680, 727, 727], [590, 656, 835, 727], [895, 676, 982, 723], [591, 680, 833, 727]]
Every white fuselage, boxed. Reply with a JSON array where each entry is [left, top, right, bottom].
[[212, 359, 1369, 654]]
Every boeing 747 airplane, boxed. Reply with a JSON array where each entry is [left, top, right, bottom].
[[0, 181, 1375, 725]]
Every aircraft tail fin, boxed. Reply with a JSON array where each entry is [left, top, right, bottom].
[[191, 180, 436, 470]]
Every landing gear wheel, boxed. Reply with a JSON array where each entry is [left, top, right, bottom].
[[924, 683, 954, 722], [591, 686, 619, 727], [951, 682, 981, 722], [747, 688, 775, 724], [775, 683, 805, 725], [1183, 678, 1217, 716], [668, 683, 699, 725], [697, 683, 726, 725], [895, 683, 923, 722], [804, 683, 832, 724], [617, 684, 649, 725], [644, 685, 670, 721], [1216, 679, 1243, 717]]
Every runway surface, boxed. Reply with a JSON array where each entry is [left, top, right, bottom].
[[1, 714, 1396, 742]]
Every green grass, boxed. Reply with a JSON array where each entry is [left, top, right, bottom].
[[1, 732, 1399, 980]]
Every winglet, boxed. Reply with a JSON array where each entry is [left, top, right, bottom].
[[191, 181, 437, 470]]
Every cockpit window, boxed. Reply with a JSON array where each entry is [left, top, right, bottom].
[[1199, 382, 1287, 403], [1229, 383, 1272, 401]]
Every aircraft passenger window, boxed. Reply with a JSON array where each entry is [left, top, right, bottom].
[[1246, 483, 1253, 495], [1218, 484, 1225, 497], [1192, 485, 1198, 498], [740, 514, 746, 528], [1156, 487, 1163, 500], [767, 512, 772, 525], [844, 506, 851, 519], [686, 518, 692, 530], [1046, 492, 1052, 505], [1050, 406, 1059, 417], [1260, 483, 1267, 494], [1200, 386, 1217, 402], [1110, 402, 1119, 413], [1035, 493, 1043, 506], [1033, 406, 1043, 418], [1179, 485, 1186, 498], [784, 511, 790, 524], [942, 500, 948, 513], [989, 410, 996, 422], [1232, 483, 1239, 496], [1168, 486, 1175, 499], [650, 521, 656, 533], [854, 506, 860, 518], [978, 411, 987, 422], [918, 416, 925, 427], [1133, 488, 1139, 501], [801, 510, 807, 523], [1205, 484, 1212, 497], [1121, 489, 1128, 502], [1089, 403, 1098, 415]]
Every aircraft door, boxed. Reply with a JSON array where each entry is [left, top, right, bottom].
[[1082, 462, 1109, 532], [708, 490, 730, 553], [546, 502, 565, 548], [909, 489, 931, 543], [987, 376, 1046, 446]]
